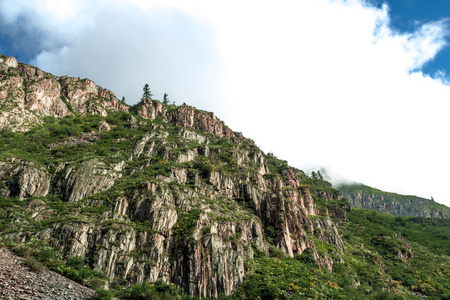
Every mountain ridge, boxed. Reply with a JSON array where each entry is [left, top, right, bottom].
[[337, 183, 449, 219]]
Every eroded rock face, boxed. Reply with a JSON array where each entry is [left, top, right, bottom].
[[0, 56, 18, 70], [0, 161, 49, 199], [25, 78, 68, 117], [54, 159, 123, 202], [0, 143, 348, 298], [0, 55, 129, 131], [135, 100, 242, 140], [60, 77, 129, 116]]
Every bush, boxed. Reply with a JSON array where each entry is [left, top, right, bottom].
[[66, 256, 85, 270], [25, 255, 46, 272], [269, 246, 285, 258], [294, 248, 314, 264], [36, 248, 59, 263], [93, 289, 112, 300], [265, 226, 276, 244]]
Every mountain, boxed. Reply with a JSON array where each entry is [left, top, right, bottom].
[[0, 54, 449, 299], [337, 183, 450, 219]]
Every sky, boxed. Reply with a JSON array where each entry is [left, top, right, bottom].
[[1, 0, 450, 207]]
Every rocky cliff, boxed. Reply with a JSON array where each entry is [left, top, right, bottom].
[[338, 183, 450, 219], [0, 55, 129, 131], [0, 55, 350, 297]]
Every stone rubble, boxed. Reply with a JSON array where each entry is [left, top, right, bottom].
[[0, 248, 95, 300]]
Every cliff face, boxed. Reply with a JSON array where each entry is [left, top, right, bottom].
[[0, 55, 349, 297], [338, 183, 450, 219], [0, 55, 129, 131]]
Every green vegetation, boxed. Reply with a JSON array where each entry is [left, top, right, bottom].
[[0, 239, 108, 289], [0, 96, 448, 299], [142, 83, 153, 100], [172, 209, 202, 238], [221, 209, 450, 300]]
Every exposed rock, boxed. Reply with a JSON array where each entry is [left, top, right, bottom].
[[25, 78, 69, 118], [0, 56, 18, 69], [0, 162, 50, 199], [0, 55, 129, 131], [98, 120, 110, 131], [393, 234, 414, 262], [54, 159, 122, 202], [60, 76, 129, 116], [135, 100, 243, 141], [135, 98, 166, 120], [47, 132, 99, 149]]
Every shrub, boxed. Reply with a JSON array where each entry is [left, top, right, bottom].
[[93, 289, 112, 300], [265, 226, 276, 244], [269, 246, 285, 258], [66, 256, 85, 270], [294, 248, 314, 264], [36, 248, 58, 262], [25, 255, 46, 272]]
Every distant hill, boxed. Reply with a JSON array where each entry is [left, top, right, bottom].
[[337, 183, 450, 219]]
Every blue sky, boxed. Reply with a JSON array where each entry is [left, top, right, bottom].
[[371, 0, 450, 76], [1, 0, 450, 207], [2, 1, 450, 79]]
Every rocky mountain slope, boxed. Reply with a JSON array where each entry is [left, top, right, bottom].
[[338, 183, 450, 219], [1, 54, 449, 299], [0, 55, 347, 297]]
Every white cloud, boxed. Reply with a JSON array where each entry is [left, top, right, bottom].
[[2, 0, 450, 206], [196, 0, 450, 205], [31, 1, 224, 114]]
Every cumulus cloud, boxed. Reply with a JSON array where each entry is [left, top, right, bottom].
[[1, 0, 450, 206], [31, 2, 224, 114], [200, 0, 450, 205]]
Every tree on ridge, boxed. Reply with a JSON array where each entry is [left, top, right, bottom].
[[142, 84, 153, 100]]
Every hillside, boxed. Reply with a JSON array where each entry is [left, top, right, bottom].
[[0, 54, 449, 299], [337, 183, 450, 219]]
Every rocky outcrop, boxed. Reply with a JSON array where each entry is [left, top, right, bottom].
[[393, 234, 414, 262], [53, 159, 124, 202], [0, 55, 129, 131], [0, 56, 18, 71], [135, 100, 242, 141], [0, 160, 49, 199], [60, 76, 129, 116]]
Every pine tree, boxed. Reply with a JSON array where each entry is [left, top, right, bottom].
[[317, 170, 323, 180], [121, 96, 126, 103], [163, 93, 169, 104], [142, 84, 153, 100], [311, 171, 317, 179]]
